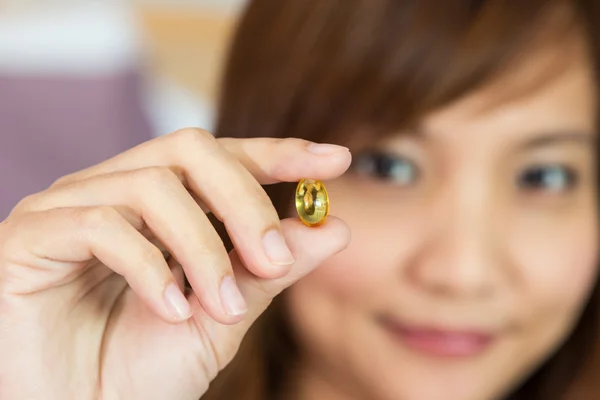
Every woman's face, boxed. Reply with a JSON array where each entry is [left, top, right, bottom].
[[286, 39, 599, 400]]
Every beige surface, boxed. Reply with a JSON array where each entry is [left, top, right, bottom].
[[0, 3, 237, 101], [137, 5, 238, 102]]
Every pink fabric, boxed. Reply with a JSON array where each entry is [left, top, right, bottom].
[[0, 71, 152, 219]]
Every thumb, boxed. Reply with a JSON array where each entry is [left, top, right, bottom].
[[192, 216, 350, 370], [238, 215, 351, 313]]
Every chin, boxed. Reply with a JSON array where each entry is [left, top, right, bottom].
[[356, 360, 498, 400], [343, 322, 511, 400]]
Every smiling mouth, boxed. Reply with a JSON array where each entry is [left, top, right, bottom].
[[377, 316, 497, 358]]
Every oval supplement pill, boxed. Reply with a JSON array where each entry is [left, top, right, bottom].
[[295, 178, 329, 226]]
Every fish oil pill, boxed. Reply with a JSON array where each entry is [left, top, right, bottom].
[[295, 179, 329, 226]]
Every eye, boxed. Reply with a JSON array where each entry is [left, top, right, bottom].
[[517, 165, 578, 193], [352, 151, 419, 185]]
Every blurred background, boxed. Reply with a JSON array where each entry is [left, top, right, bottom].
[[0, 0, 246, 218]]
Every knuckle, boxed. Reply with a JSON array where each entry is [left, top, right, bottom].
[[50, 173, 76, 188], [190, 238, 228, 265], [247, 184, 276, 214], [134, 167, 180, 190], [0, 218, 19, 262], [170, 128, 217, 151], [268, 161, 296, 181], [0, 214, 50, 276], [77, 206, 119, 231], [220, 183, 275, 224], [283, 137, 309, 148], [224, 183, 279, 226], [265, 139, 309, 180], [140, 245, 166, 267], [260, 137, 286, 157], [296, 138, 314, 149], [269, 137, 309, 152], [11, 193, 43, 214]]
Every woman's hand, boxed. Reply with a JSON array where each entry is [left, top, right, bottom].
[[0, 129, 351, 400]]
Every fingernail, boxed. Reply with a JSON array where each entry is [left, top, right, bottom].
[[220, 276, 248, 316], [307, 143, 350, 155], [164, 282, 192, 320], [263, 229, 295, 266]]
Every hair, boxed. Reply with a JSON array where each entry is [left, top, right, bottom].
[[203, 1, 600, 399]]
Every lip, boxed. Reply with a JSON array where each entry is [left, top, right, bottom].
[[378, 316, 496, 358]]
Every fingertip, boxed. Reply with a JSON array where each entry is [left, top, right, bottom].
[[280, 215, 351, 258], [261, 228, 296, 275], [233, 252, 293, 281], [163, 282, 193, 321], [232, 229, 295, 280], [326, 216, 352, 251], [229, 216, 351, 307], [308, 151, 353, 180], [182, 267, 250, 326], [269, 143, 352, 182], [186, 287, 247, 326], [219, 275, 249, 317], [333, 149, 353, 174], [306, 143, 350, 155], [313, 216, 352, 253]]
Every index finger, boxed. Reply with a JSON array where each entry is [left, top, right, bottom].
[[217, 136, 352, 184], [54, 129, 352, 187]]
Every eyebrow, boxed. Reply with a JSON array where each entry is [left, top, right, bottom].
[[399, 127, 596, 150], [519, 131, 596, 150]]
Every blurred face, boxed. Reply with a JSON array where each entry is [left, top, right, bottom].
[[286, 38, 598, 400]]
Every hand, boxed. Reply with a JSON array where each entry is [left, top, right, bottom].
[[0, 129, 351, 400]]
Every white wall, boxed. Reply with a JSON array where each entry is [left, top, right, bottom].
[[0, 1, 246, 135], [0, 3, 140, 76]]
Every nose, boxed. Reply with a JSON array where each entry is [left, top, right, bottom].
[[407, 185, 503, 299]]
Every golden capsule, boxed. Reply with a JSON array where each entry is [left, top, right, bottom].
[[295, 178, 329, 227]]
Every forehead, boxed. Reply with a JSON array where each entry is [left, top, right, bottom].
[[420, 34, 598, 146], [342, 32, 598, 155]]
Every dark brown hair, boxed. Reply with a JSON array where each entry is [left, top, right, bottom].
[[203, 1, 600, 399]]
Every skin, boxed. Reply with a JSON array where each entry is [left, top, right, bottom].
[[285, 35, 599, 400], [0, 132, 352, 399], [0, 15, 596, 400]]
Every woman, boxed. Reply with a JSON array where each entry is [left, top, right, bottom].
[[0, 0, 598, 399]]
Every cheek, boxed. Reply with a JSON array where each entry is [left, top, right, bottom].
[[509, 209, 599, 315]]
